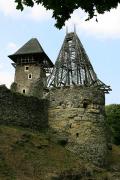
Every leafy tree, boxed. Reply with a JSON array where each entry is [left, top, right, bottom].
[[106, 104, 120, 145], [15, 0, 120, 28]]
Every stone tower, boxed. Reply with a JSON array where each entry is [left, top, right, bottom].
[[47, 32, 111, 166], [9, 38, 54, 98]]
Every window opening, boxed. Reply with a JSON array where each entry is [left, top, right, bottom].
[[28, 74, 32, 79], [76, 133, 79, 137], [25, 66, 29, 71], [83, 99, 88, 109], [23, 89, 26, 94]]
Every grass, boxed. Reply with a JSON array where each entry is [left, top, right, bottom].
[[0, 125, 120, 180], [0, 125, 83, 179], [107, 144, 120, 171]]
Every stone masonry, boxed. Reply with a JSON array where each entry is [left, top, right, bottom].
[[8, 33, 111, 167], [14, 64, 46, 98], [48, 86, 108, 167]]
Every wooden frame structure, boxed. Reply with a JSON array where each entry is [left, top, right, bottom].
[[47, 32, 111, 93]]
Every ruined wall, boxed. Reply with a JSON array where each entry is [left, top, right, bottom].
[[0, 85, 48, 131], [48, 86, 109, 167], [0, 83, 109, 166]]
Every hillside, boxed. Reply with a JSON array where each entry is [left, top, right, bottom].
[[0, 125, 120, 180]]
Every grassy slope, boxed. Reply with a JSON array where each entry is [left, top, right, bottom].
[[0, 125, 120, 180], [0, 125, 84, 180]]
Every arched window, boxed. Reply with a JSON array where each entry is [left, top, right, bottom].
[[23, 89, 26, 94], [28, 74, 32, 79], [25, 66, 29, 71]]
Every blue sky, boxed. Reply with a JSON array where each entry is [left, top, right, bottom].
[[0, 0, 120, 105]]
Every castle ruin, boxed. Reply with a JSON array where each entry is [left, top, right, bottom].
[[9, 32, 111, 167]]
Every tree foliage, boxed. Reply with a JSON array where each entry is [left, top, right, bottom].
[[106, 104, 120, 145], [15, 0, 120, 28]]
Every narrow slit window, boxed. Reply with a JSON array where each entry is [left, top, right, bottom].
[[76, 133, 79, 137], [83, 99, 88, 109], [28, 74, 32, 79]]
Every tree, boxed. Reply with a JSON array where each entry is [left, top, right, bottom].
[[15, 0, 120, 28], [106, 104, 120, 145]]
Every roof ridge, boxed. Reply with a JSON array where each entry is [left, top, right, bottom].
[[13, 38, 44, 55]]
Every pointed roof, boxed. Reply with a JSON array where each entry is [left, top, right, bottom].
[[47, 32, 111, 93], [8, 38, 54, 67], [14, 38, 44, 55]]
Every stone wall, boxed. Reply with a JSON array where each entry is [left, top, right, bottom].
[[0, 85, 48, 131], [13, 64, 46, 98], [0, 84, 110, 166], [48, 86, 109, 167]]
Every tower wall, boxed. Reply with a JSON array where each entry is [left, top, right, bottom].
[[48, 86, 108, 166], [13, 64, 46, 98]]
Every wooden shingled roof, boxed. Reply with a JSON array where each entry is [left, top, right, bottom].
[[14, 38, 44, 55], [8, 38, 54, 67]]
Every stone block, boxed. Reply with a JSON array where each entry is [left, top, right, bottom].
[[87, 108, 100, 114], [74, 117, 83, 121]]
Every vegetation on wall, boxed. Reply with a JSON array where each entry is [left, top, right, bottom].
[[106, 104, 120, 145], [29, 79, 44, 99], [15, 0, 120, 28], [0, 85, 48, 131], [10, 82, 17, 92]]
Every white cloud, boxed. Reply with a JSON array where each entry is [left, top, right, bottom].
[[1, 0, 120, 38], [66, 5, 120, 38], [0, 0, 19, 16], [7, 42, 18, 53], [0, 0, 52, 21], [27, 5, 52, 21], [0, 71, 13, 88]]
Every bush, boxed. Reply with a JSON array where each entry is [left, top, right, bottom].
[[106, 104, 120, 145], [10, 82, 17, 92]]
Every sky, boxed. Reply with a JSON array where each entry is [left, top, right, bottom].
[[0, 0, 120, 105]]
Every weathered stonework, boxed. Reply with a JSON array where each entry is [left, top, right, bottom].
[[7, 34, 111, 168], [47, 86, 108, 166], [9, 38, 53, 99], [0, 85, 48, 131], [13, 64, 46, 98]]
